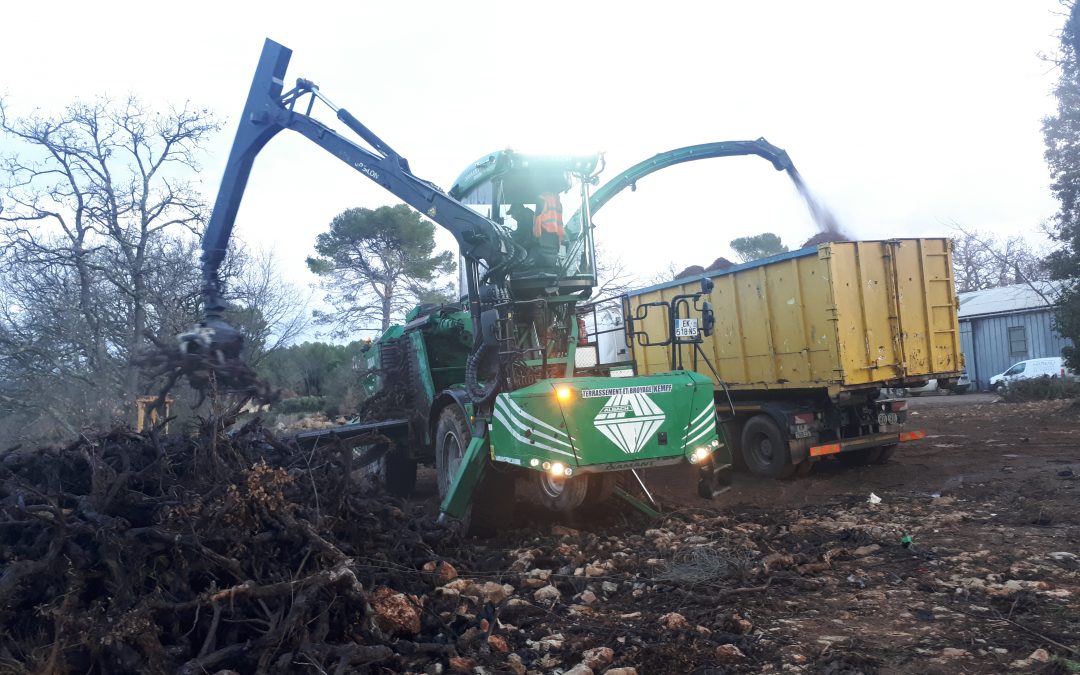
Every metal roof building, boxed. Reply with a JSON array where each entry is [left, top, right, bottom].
[[958, 281, 1073, 390]]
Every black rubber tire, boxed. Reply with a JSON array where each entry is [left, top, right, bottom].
[[873, 444, 898, 464], [382, 447, 417, 497], [435, 407, 470, 502], [740, 415, 796, 479], [583, 472, 618, 505], [530, 471, 590, 512], [993, 382, 1006, 394], [435, 406, 514, 536]]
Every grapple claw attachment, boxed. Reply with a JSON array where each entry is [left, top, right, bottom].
[[177, 319, 244, 364]]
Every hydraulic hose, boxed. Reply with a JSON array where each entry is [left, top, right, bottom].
[[465, 344, 500, 403]]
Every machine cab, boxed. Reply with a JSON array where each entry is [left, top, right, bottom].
[[449, 151, 601, 296]]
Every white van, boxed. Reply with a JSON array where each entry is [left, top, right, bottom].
[[989, 357, 1074, 392]]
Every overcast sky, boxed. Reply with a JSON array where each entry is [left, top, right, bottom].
[[0, 1, 1067, 318]]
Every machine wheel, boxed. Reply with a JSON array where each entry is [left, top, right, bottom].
[[530, 471, 590, 512], [993, 382, 1007, 394], [583, 472, 618, 505], [365, 444, 417, 497], [435, 405, 513, 535], [740, 415, 796, 479], [873, 444, 898, 464]]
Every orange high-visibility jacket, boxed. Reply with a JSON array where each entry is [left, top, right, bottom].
[[533, 192, 564, 242]]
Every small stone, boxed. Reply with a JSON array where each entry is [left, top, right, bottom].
[[506, 653, 526, 675], [605, 669, 638, 675], [601, 581, 619, 593], [500, 598, 542, 622], [538, 654, 561, 669], [562, 665, 593, 675], [941, 648, 969, 659], [448, 656, 475, 672], [487, 634, 510, 653], [422, 560, 459, 586], [1027, 648, 1051, 663], [580, 646, 614, 669], [443, 578, 475, 594], [579, 589, 598, 605], [533, 585, 561, 603], [659, 612, 690, 630], [477, 581, 512, 605], [852, 544, 881, 557], [584, 564, 605, 577], [552, 524, 580, 537], [369, 586, 421, 635], [715, 644, 745, 662], [729, 613, 753, 634]]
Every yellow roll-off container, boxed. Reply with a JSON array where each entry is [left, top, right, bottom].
[[625, 238, 963, 396]]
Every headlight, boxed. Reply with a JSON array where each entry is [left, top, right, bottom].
[[691, 446, 712, 463], [549, 461, 566, 477], [555, 386, 572, 402]]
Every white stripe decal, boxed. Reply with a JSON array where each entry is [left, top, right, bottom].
[[685, 423, 716, 447], [690, 404, 713, 426], [492, 409, 575, 458], [495, 398, 573, 448], [682, 413, 714, 440], [498, 395, 570, 439]]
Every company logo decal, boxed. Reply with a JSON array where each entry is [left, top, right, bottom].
[[593, 392, 665, 454]]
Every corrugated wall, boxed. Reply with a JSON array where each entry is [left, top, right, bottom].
[[960, 309, 1072, 389]]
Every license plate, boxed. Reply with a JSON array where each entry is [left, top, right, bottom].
[[795, 424, 812, 439], [674, 318, 699, 338]]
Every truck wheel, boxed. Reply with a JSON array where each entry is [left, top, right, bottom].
[[435, 405, 513, 535], [583, 472, 618, 505], [531, 471, 590, 512], [740, 415, 796, 479]]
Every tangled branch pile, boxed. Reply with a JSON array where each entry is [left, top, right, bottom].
[[0, 422, 456, 674]]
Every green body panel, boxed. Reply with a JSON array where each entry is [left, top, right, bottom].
[[441, 433, 489, 519], [488, 370, 719, 474]]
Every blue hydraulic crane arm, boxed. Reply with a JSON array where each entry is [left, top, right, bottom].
[[200, 39, 518, 324]]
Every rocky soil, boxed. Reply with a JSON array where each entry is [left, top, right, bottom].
[[1, 397, 1077, 674]]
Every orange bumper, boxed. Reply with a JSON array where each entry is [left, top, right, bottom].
[[810, 430, 926, 457]]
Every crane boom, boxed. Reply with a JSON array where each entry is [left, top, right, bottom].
[[199, 39, 519, 330]]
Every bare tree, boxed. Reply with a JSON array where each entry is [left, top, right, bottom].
[[226, 245, 312, 362], [592, 242, 639, 300], [950, 224, 1049, 295], [0, 98, 314, 444], [0, 97, 219, 413]]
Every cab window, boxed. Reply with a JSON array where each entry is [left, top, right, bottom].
[[1004, 362, 1026, 376]]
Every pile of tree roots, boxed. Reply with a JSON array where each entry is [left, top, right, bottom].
[[0, 420, 457, 674]]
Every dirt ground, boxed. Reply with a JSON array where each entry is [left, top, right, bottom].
[[452, 394, 1080, 674], [2, 394, 1076, 674]]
